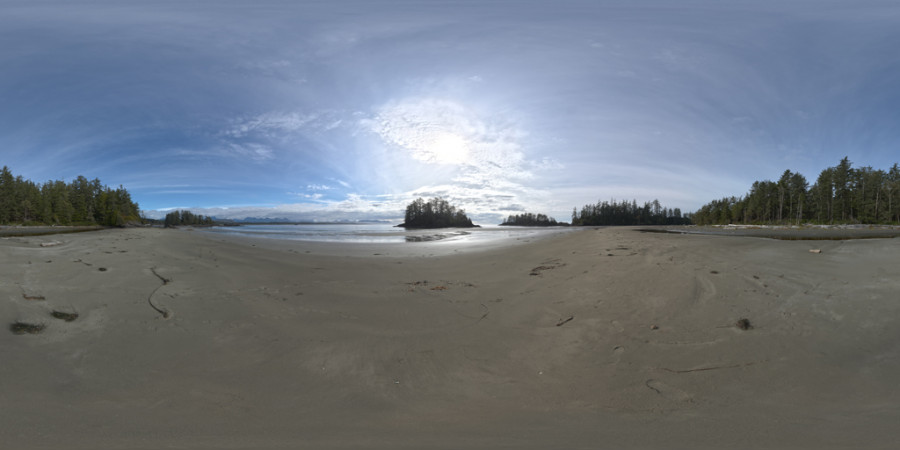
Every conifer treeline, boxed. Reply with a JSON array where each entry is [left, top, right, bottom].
[[693, 158, 900, 225], [164, 210, 215, 227], [571, 199, 690, 226], [0, 166, 141, 226], [402, 197, 476, 228], [500, 212, 562, 226]]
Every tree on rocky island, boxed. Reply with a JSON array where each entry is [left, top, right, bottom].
[[500, 212, 564, 226], [164, 210, 215, 227], [399, 197, 477, 229]]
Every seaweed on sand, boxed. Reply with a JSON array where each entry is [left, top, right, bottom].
[[10, 321, 45, 335], [51, 311, 79, 322]]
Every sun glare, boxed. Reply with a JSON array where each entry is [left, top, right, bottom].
[[430, 133, 469, 165]]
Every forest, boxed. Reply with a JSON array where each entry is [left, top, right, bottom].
[[571, 198, 690, 226], [0, 166, 141, 227], [692, 157, 900, 225], [401, 197, 476, 228], [500, 212, 563, 226], [163, 210, 215, 227]]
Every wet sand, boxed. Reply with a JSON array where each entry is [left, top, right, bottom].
[[655, 224, 900, 240], [2, 227, 899, 449], [0, 225, 104, 237]]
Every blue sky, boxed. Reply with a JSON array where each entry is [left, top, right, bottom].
[[3, 1, 900, 222]]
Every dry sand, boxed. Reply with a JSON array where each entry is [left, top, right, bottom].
[[2, 227, 899, 449]]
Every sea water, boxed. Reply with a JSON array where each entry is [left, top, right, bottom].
[[199, 223, 572, 244]]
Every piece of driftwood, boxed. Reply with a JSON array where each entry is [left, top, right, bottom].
[[147, 267, 172, 318], [556, 316, 574, 327], [51, 311, 79, 322]]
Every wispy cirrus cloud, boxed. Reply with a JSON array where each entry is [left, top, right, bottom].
[[223, 111, 326, 139]]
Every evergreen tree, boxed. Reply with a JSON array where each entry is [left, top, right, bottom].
[[571, 198, 690, 226], [0, 167, 141, 226], [500, 212, 562, 226], [401, 197, 476, 228], [694, 157, 900, 225], [163, 209, 215, 227]]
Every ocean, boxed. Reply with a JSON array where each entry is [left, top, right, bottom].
[[198, 223, 572, 244]]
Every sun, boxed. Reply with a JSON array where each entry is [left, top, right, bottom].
[[429, 133, 470, 165]]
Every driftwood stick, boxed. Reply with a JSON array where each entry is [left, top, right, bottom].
[[477, 303, 490, 323], [147, 267, 171, 318], [660, 360, 764, 374]]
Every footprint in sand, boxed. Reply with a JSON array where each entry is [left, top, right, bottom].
[[610, 320, 625, 333], [612, 346, 625, 362]]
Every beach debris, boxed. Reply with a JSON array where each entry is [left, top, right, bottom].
[[40, 241, 61, 247], [736, 318, 753, 330], [22, 294, 46, 301], [147, 267, 172, 318], [809, 249, 822, 253], [650, 324, 659, 330], [478, 304, 490, 323], [530, 260, 566, 276], [710, 270, 719, 274], [407, 280, 474, 292], [51, 311, 79, 322], [151, 267, 172, 285], [556, 316, 574, 327], [10, 321, 45, 335], [660, 360, 766, 374], [98, 267, 108, 272]]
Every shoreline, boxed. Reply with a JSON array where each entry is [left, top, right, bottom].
[[6, 222, 899, 241], [0, 225, 106, 237], [192, 224, 577, 257], [647, 224, 900, 240]]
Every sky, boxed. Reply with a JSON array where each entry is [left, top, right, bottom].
[[3, 0, 900, 223]]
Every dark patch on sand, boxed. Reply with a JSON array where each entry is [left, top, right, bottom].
[[10, 322, 45, 335], [639, 225, 900, 241], [51, 311, 79, 322]]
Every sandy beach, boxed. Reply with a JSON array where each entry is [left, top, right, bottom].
[[2, 226, 899, 449]]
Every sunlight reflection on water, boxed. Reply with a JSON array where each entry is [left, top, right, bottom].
[[200, 223, 572, 244]]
